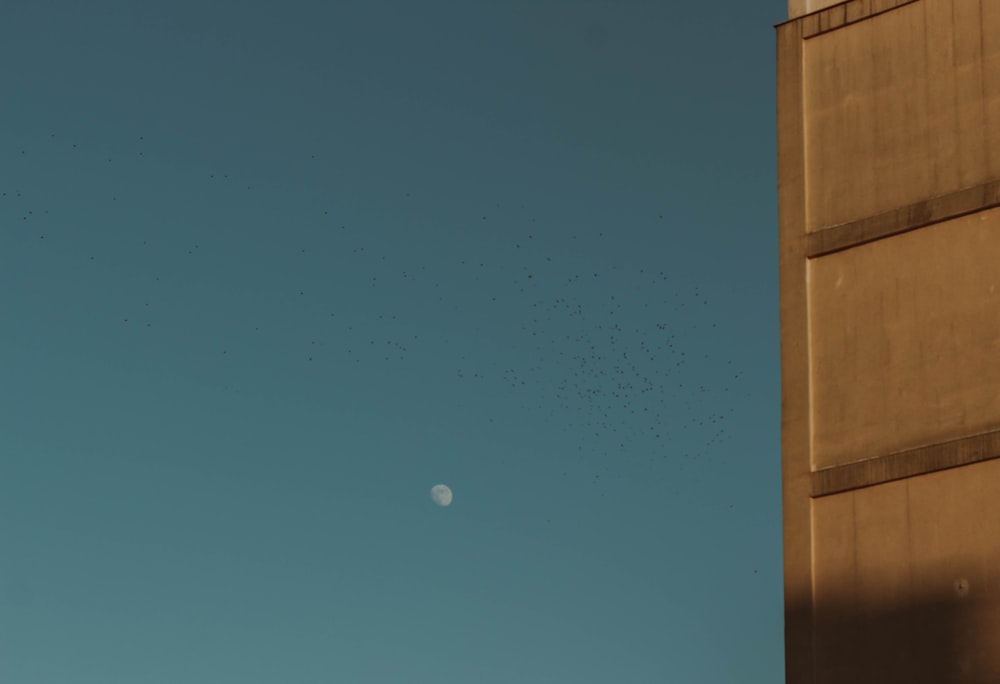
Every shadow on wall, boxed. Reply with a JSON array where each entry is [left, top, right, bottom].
[[788, 581, 1000, 684]]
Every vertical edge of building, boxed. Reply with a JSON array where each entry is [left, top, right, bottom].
[[776, 10, 812, 684]]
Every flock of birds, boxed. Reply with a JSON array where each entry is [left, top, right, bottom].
[[5, 130, 746, 493]]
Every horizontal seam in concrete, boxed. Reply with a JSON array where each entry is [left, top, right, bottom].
[[811, 428, 1000, 497], [805, 178, 1000, 257]]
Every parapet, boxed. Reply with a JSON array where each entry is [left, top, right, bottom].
[[787, 0, 844, 19]]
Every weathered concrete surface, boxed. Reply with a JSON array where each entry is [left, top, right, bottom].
[[777, 14, 813, 684], [803, 0, 1000, 231], [809, 207, 1000, 468], [788, 0, 917, 21], [811, 461, 1000, 682], [778, 1, 1000, 681], [789, 0, 846, 19]]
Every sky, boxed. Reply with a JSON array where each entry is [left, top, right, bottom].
[[1, 1, 787, 681]]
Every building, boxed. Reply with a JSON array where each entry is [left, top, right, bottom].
[[776, 1, 1000, 681]]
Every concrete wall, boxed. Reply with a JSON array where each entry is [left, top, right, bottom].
[[803, 0, 1000, 230], [778, 1, 1000, 681], [812, 459, 1000, 682], [787, 0, 921, 20], [809, 208, 1000, 468], [789, 0, 848, 19]]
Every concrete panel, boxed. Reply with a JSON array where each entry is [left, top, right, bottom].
[[811, 460, 1000, 682], [808, 207, 1000, 469], [802, 0, 1000, 231]]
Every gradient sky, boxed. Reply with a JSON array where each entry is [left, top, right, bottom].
[[1, 1, 787, 681]]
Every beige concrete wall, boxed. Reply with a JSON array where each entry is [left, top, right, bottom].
[[812, 459, 1000, 682], [803, 0, 1000, 230], [808, 207, 1000, 469], [789, 0, 847, 19], [788, 0, 923, 22], [776, 15, 814, 683], [779, 1, 1000, 682]]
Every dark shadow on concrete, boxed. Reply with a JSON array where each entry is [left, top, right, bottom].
[[787, 583, 999, 683]]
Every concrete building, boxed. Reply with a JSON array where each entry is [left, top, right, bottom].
[[776, 1, 1000, 681]]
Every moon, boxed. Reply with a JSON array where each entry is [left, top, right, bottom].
[[430, 484, 453, 507]]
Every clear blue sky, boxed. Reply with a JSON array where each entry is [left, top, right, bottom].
[[1, 1, 786, 681]]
